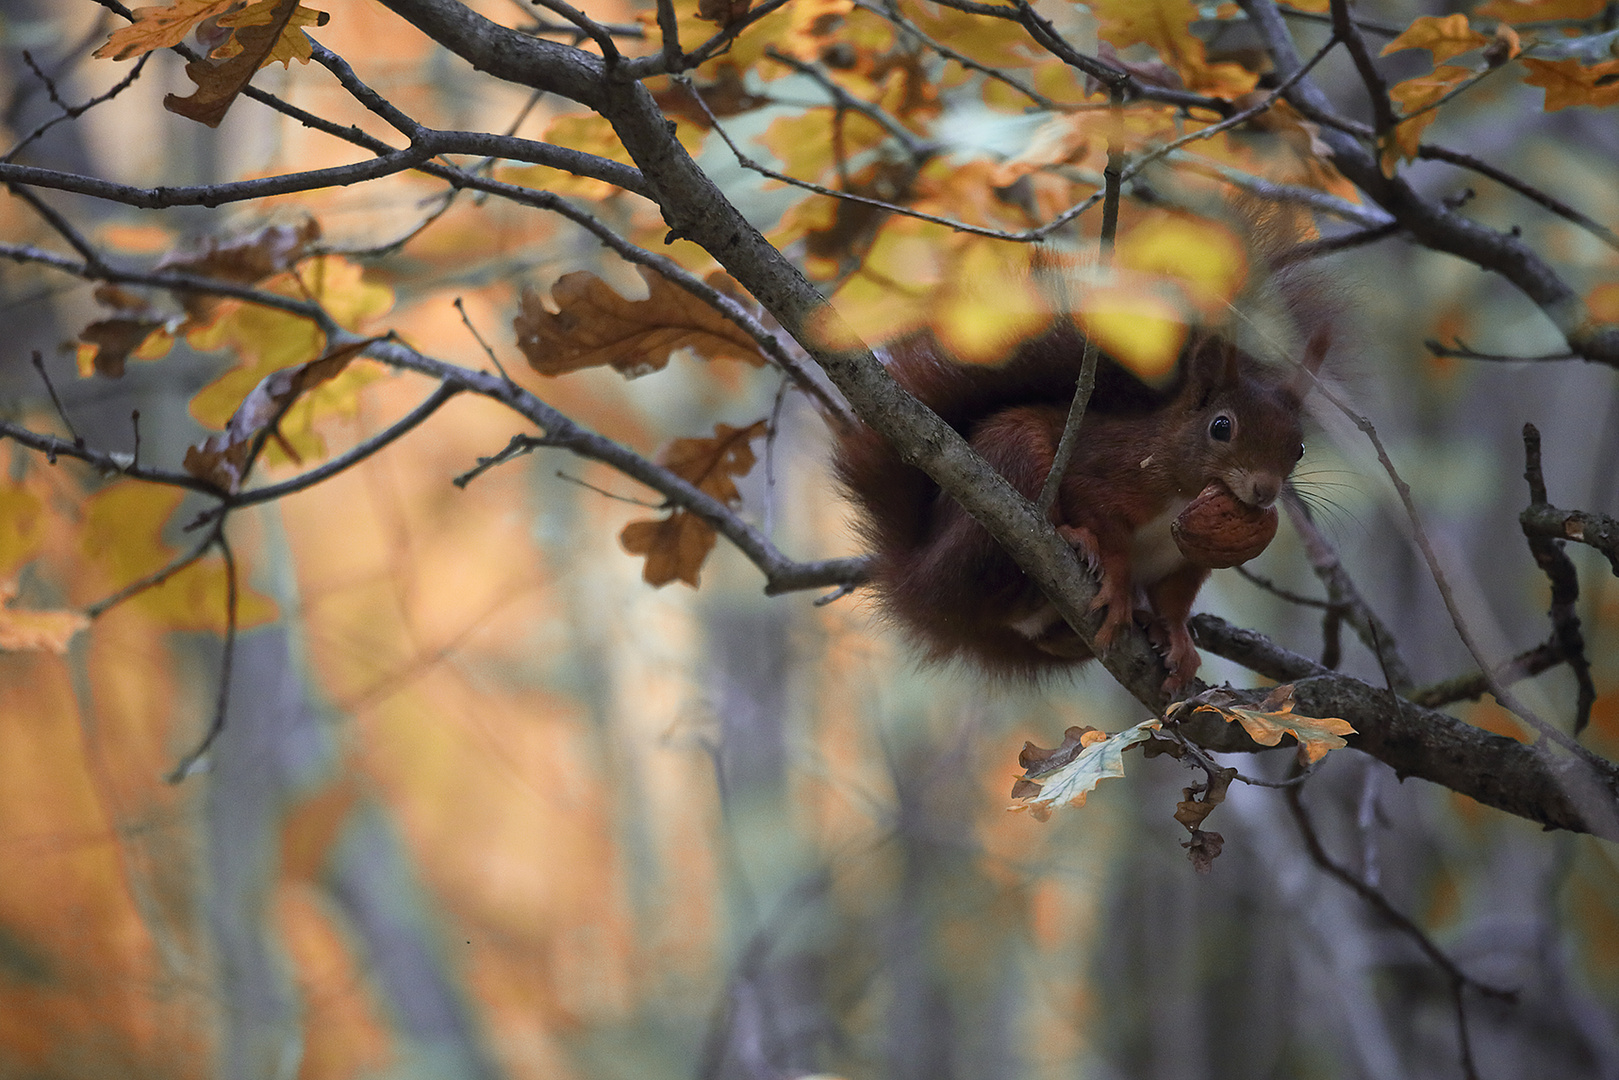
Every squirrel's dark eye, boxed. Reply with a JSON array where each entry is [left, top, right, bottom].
[[1209, 415, 1233, 442], [1296, 442, 1306, 461]]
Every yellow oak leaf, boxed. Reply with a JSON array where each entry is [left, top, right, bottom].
[[164, 0, 328, 126], [94, 0, 239, 61], [0, 581, 89, 654], [1476, 0, 1607, 21], [1193, 684, 1355, 764], [1519, 57, 1619, 112], [1381, 65, 1474, 172], [515, 266, 765, 377], [1078, 287, 1188, 382], [1090, 0, 1257, 97], [215, 0, 328, 67], [1379, 14, 1488, 64], [1116, 214, 1248, 317], [78, 483, 277, 631], [0, 486, 47, 579]]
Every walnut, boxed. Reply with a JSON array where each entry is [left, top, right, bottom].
[[1172, 483, 1279, 568]]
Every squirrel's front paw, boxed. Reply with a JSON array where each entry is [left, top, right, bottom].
[[1154, 621, 1201, 696]]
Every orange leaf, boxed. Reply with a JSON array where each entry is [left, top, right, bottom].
[[660, 420, 767, 504], [1519, 57, 1619, 112], [0, 486, 47, 579], [1089, 0, 1258, 97], [1381, 65, 1474, 171], [0, 581, 89, 654], [619, 512, 717, 588], [1476, 0, 1608, 21], [1588, 282, 1619, 323], [1379, 14, 1488, 64], [616, 421, 766, 589], [94, 0, 239, 61], [1192, 684, 1355, 764], [164, 0, 328, 127], [76, 318, 171, 379], [514, 266, 766, 378]]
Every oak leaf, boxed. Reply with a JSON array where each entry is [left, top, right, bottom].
[[1193, 684, 1354, 764], [515, 266, 766, 378], [1476, 0, 1607, 21], [158, 220, 319, 319], [76, 318, 172, 379], [1090, 0, 1258, 97], [0, 581, 89, 655], [1379, 14, 1488, 65], [618, 421, 766, 588], [79, 483, 277, 631], [183, 337, 378, 492], [0, 486, 47, 579], [1182, 829, 1224, 874], [164, 0, 329, 127], [94, 0, 240, 61], [1519, 57, 1619, 112], [1381, 65, 1474, 172], [1008, 720, 1160, 821]]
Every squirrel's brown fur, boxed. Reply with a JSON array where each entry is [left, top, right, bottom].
[[834, 317, 1324, 692]]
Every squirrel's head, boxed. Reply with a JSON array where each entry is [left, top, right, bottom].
[[1177, 335, 1313, 508]]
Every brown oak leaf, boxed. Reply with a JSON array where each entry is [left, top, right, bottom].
[[617, 421, 766, 588], [164, 0, 329, 127], [514, 266, 765, 378], [182, 336, 376, 492]]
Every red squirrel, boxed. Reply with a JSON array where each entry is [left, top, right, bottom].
[[834, 318, 1323, 693]]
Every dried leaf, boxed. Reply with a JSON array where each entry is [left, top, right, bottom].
[[1182, 828, 1224, 874], [619, 512, 717, 588], [164, 0, 329, 127], [652, 66, 771, 128], [183, 337, 377, 492], [1519, 56, 1619, 112], [215, 0, 328, 67], [0, 581, 89, 654], [617, 421, 766, 589], [696, 0, 752, 26], [94, 0, 240, 61], [1476, 0, 1608, 23], [75, 318, 170, 379], [1379, 14, 1489, 65], [158, 220, 320, 321], [515, 267, 766, 378], [1009, 719, 1160, 820], [1193, 683, 1355, 764]]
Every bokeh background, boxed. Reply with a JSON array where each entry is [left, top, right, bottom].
[[2, 1, 1618, 1078]]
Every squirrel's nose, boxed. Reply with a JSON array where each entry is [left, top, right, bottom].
[[1247, 475, 1282, 508]]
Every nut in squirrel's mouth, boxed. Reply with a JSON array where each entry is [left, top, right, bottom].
[[1171, 482, 1280, 568]]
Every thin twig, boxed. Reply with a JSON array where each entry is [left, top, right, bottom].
[[1037, 91, 1122, 514], [30, 352, 81, 446], [454, 296, 516, 384], [166, 526, 237, 783]]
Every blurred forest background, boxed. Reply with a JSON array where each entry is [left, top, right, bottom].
[[1, 1, 1618, 1078]]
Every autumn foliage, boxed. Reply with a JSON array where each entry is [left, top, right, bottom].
[[2, 1, 1619, 1078]]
